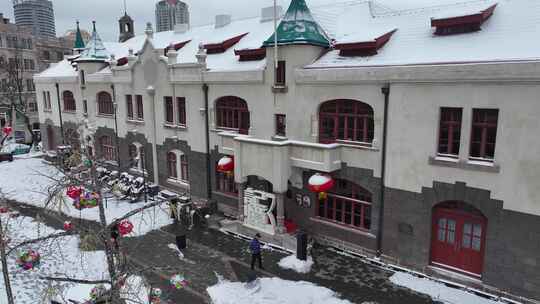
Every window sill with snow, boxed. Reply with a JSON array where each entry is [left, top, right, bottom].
[[428, 155, 500, 173]]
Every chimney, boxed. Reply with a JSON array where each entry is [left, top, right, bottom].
[[195, 43, 207, 66], [167, 43, 178, 64], [215, 14, 232, 29], [261, 6, 283, 23], [174, 23, 189, 34]]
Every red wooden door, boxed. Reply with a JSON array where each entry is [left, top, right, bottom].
[[431, 207, 486, 277]]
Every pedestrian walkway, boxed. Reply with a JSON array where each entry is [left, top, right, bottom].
[[8, 200, 434, 304]]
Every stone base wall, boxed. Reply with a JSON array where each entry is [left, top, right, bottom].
[[383, 181, 540, 300]]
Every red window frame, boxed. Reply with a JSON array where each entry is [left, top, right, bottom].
[[317, 179, 372, 230], [319, 99, 374, 144], [164, 97, 174, 124], [438, 107, 462, 156], [135, 95, 144, 120], [470, 109, 499, 160], [99, 135, 116, 161], [97, 92, 114, 115], [177, 97, 186, 126], [216, 96, 250, 135], [275, 114, 286, 137], [167, 152, 177, 179], [275, 60, 286, 86], [126, 95, 133, 119], [216, 166, 238, 196], [180, 154, 189, 181]]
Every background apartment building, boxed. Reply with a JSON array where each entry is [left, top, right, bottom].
[[155, 0, 189, 32], [13, 0, 56, 39], [0, 12, 70, 142]]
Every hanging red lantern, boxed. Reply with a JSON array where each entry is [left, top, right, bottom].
[[2, 125, 12, 136], [217, 156, 234, 173], [308, 173, 334, 193], [66, 186, 83, 200], [118, 220, 134, 236], [0, 207, 8, 214], [63, 221, 73, 231]]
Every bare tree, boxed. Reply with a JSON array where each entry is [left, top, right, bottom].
[[0, 35, 39, 148], [0, 140, 176, 303]]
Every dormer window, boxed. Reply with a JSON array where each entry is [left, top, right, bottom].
[[234, 48, 266, 61], [116, 57, 128, 66], [334, 29, 397, 57], [164, 40, 191, 55], [204, 33, 248, 54], [431, 4, 497, 36]]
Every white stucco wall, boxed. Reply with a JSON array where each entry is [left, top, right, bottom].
[[386, 83, 540, 216]]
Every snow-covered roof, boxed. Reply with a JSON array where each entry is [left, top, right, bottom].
[[309, 0, 540, 68], [37, 59, 78, 78], [37, 0, 540, 78]]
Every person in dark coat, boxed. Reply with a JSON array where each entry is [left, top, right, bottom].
[[110, 223, 120, 251], [249, 233, 264, 270]]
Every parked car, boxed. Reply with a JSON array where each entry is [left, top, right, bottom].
[[0, 152, 13, 162], [1, 143, 31, 155]]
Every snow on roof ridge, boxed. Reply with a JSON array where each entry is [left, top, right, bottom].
[[370, 0, 496, 18]]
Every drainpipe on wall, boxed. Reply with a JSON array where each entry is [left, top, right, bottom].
[[148, 86, 159, 184], [377, 84, 390, 257], [55, 83, 65, 145], [203, 83, 212, 201], [111, 84, 121, 167]]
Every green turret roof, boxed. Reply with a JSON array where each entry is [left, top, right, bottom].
[[263, 0, 330, 48], [73, 21, 85, 50], [77, 21, 110, 62]]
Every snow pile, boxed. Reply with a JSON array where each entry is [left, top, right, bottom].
[[390, 272, 501, 304], [278, 254, 314, 274], [207, 277, 353, 304], [0, 158, 173, 237], [0, 213, 108, 303]]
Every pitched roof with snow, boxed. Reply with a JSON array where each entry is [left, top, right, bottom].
[[37, 0, 540, 78], [76, 21, 110, 62]]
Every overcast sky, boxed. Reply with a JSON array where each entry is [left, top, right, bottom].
[[0, 0, 458, 42], [0, 0, 299, 41]]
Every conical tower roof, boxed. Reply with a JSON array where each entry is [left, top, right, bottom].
[[77, 21, 110, 62], [263, 0, 330, 48], [73, 21, 86, 51]]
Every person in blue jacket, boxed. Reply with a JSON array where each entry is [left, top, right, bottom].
[[249, 233, 264, 270]]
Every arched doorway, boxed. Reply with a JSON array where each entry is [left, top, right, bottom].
[[431, 201, 487, 277]]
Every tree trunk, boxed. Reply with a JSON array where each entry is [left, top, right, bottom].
[[0, 218, 15, 304]]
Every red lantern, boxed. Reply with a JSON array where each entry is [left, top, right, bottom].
[[2, 126, 12, 136], [66, 186, 83, 200], [118, 220, 134, 236], [217, 156, 234, 173], [63, 221, 73, 231], [0, 207, 8, 214], [308, 173, 334, 193]]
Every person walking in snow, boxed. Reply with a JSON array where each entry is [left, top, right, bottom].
[[250, 233, 264, 270]]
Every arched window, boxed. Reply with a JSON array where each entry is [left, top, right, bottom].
[[99, 135, 116, 161], [129, 142, 145, 171], [97, 91, 114, 115], [319, 99, 374, 145], [167, 150, 189, 183], [215, 96, 250, 135], [63, 91, 76, 112], [317, 178, 372, 230]]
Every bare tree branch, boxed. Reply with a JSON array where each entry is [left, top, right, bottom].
[[40, 276, 110, 285], [7, 231, 76, 255]]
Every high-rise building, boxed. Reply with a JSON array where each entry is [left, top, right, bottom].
[[155, 0, 190, 32], [13, 0, 56, 39]]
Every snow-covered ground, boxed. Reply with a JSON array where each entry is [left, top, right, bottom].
[[0, 157, 173, 237], [278, 255, 314, 274], [390, 272, 504, 304], [0, 212, 108, 303], [207, 276, 353, 304]]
